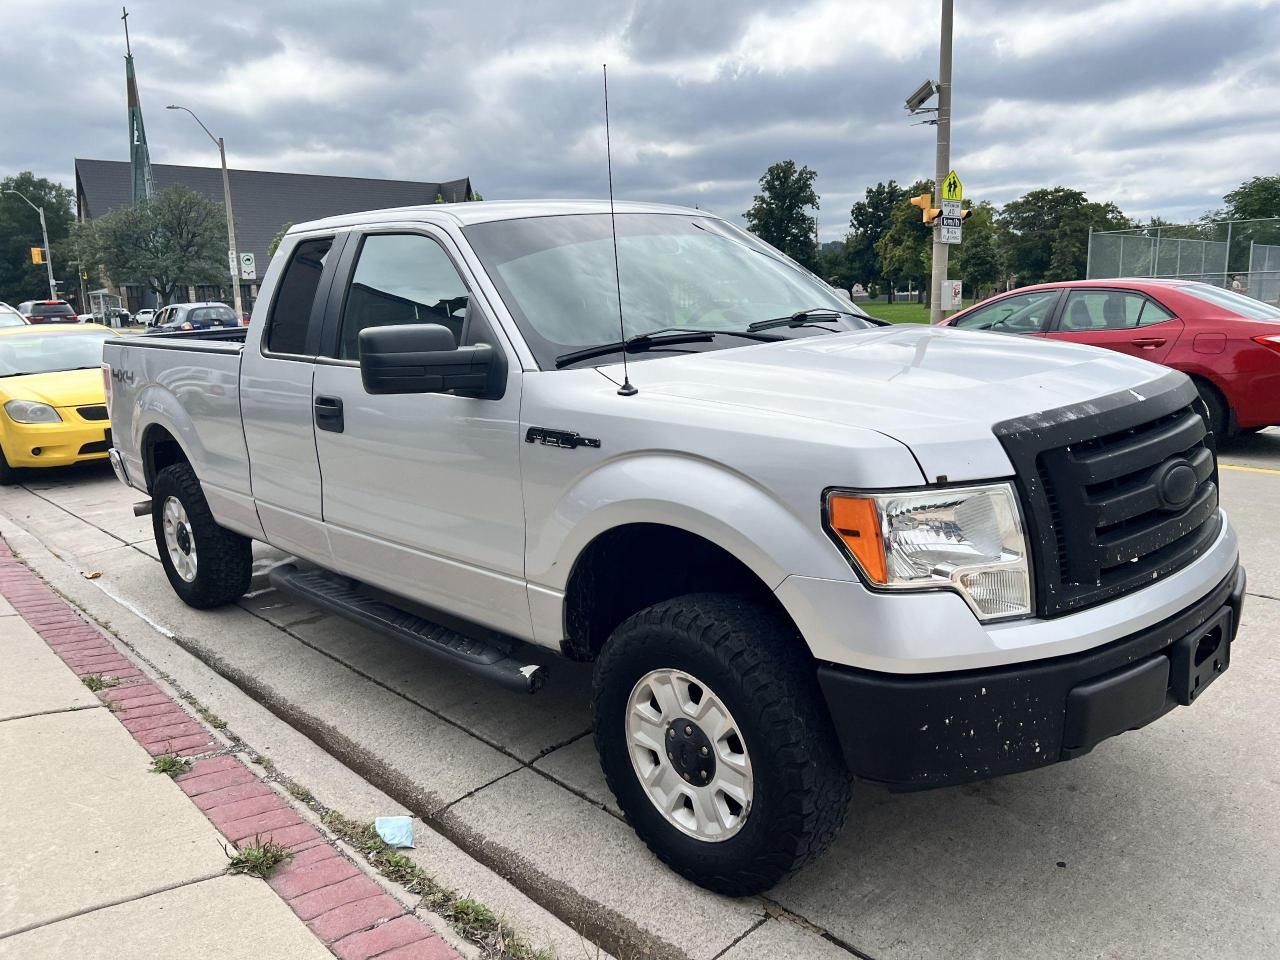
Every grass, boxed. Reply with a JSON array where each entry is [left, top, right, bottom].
[[861, 300, 969, 325], [321, 810, 554, 960], [150, 754, 192, 777], [81, 674, 118, 692], [226, 837, 290, 878]]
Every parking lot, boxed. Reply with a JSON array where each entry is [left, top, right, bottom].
[[0, 429, 1277, 960]]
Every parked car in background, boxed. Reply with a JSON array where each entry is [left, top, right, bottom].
[[0, 304, 29, 327], [133, 308, 156, 327], [148, 302, 238, 333], [941, 279, 1280, 438], [0, 324, 118, 482], [17, 300, 78, 324]]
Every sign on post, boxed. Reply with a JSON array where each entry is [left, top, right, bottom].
[[30, 247, 44, 265], [940, 225, 963, 244], [941, 279, 963, 310], [941, 169, 963, 202], [239, 252, 257, 281]]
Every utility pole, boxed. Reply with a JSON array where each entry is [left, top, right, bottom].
[[167, 105, 243, 319], [929, 0, 954, 325], [5, 189, 56, 300]]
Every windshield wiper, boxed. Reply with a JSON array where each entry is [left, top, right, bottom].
[[555, 328, 782, 369], [746, 307, 863, 333]]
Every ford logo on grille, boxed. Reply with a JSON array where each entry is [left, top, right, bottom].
[[1149, 458, 1198, 511]]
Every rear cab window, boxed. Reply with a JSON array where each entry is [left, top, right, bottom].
[[265, 237, 335, 356], [29, 302, 75, 318]]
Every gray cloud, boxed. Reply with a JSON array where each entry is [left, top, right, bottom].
[[4, 0, 1278, 241]]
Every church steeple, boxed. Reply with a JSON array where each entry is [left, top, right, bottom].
[[123, 7, 154, 205]]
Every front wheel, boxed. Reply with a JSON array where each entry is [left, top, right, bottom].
[[152, 463, 252, 608], [593, 593, 851, 896]]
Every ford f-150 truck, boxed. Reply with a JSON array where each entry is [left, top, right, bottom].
[[103, 201, 1245, 895]]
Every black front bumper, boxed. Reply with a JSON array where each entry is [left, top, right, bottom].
[[817, 564, 1246, 791]]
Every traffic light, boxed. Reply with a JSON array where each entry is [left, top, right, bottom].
[[30, 247, 44, 265], [957, 208, 972, 222], [908, 193, 941, 224]]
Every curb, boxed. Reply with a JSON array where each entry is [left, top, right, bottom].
[[0, 537, 460, 960]]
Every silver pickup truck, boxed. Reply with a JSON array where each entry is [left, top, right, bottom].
[[103, 200, 1245, 894]]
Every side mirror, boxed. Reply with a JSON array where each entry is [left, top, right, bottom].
[[358, 323, 494, 396]]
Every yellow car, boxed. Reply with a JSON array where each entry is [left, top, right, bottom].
[[0, 324, 119, 484]]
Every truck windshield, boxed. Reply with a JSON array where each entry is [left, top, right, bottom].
[[0, 330, 115, 377], [464, 213, 875, 369]]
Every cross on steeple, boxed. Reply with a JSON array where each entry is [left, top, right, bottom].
[[121, 6, 131, 56]]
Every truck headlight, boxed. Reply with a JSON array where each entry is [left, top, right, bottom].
[[825, 483, 1032, 621], [4, 400, 62, 424]]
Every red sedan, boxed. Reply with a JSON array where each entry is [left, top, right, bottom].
[[940, 279, 1280, 437]]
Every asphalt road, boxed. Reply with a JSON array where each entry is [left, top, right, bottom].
[[0, 429, 1277, 960]]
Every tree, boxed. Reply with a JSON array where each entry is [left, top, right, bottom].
[[846, 180, 908, 290], [954, 201, 1001, 299], [744, 160, 820, 270], [998, 187, 1129, 285], [267, 222, 294, 259], [875, 179, 934, 300], [0, 172, 77, 307], [76, 185, 227, 304], [1224, 175, 1280, 221]]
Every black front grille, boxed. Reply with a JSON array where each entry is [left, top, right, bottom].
[[996, 374, 1221, 617], [77, 405, 109, 421]]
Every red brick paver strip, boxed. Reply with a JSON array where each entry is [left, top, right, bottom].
[[0, 536, 462, 960]]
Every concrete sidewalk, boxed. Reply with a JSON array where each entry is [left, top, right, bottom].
[[0, 557, 457, 960], [0, 612, 331, 958]]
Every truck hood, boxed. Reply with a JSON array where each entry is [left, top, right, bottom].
[[603, 325, 1173, 481]]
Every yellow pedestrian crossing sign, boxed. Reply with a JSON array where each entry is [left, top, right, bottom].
[[941, 170, 963, 202]]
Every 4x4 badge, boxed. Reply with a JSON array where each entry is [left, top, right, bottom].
[[525, 427, 600, 450]]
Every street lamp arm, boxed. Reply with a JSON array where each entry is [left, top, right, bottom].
[[165, 104, 219, 148], [4, 188, 41, 214]]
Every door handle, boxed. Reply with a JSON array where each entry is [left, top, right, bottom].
[[314, 395, 344, 433], [1133, 337, 1166, 348]]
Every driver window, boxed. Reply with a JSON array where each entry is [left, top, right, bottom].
[[952, 290, 1058, 334], [337, 234, 470, 360]]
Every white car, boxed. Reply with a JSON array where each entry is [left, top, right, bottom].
[[103, 200, 1244, 895], [134, 308, 156, 327]]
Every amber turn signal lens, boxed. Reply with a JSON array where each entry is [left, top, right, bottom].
[[827, 495, 887, 583]]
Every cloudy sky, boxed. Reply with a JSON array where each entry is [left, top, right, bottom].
[[6, 0, 1280, 239]]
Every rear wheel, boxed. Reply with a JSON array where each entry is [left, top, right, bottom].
[[152, 463, 252, 608], [594, 593, 851, 895], [1194, 380, 1229, 444]]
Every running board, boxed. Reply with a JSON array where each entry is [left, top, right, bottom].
[[267, 564, 547, 694]]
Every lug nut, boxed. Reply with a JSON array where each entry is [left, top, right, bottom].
[[699, 746, 709, 756], [684, 725, 693, 736], [668, 728, 675, 739]]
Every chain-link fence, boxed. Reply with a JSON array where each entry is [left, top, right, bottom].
[[1086, 217, 1280, 304]]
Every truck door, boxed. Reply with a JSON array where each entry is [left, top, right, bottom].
[[240, 233, 345, 561], [1047, 289, 1184, 363], [310, 228, 530, 638]]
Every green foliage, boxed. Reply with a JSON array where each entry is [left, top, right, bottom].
[[997, 187, 1129, 285], [1224, 174, 1280, 222], [0, 172, 77, 307], [150, 754, 192, 777], [267, 222, 293, 259], [744, 160, 820, 270], [468, 190, 484, 201], [81, 674, 118, 692], [226, 838, 290, 878], [954, 201, 1002, 299], [75, 185, 227, 304], [846, 180, 908, 288], [876, 179, 934, 297]]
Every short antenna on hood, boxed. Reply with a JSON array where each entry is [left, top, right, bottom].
[[603, 64, 637, 397]]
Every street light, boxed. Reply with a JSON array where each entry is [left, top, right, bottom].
[[166, 104, 243, 319], [4, 188, 57, 300]]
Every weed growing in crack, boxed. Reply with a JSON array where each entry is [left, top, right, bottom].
[[150, 754, 192, 777], [283, 779, 314, 804], [320, 810, 554, 960], [82, 674, 118, 692], [226, 837, 290, 878]]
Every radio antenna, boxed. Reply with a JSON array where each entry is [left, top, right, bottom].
[[603, 64, 637, 397]]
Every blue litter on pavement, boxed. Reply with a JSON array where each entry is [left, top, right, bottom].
[[375, 816, 415, 849]]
